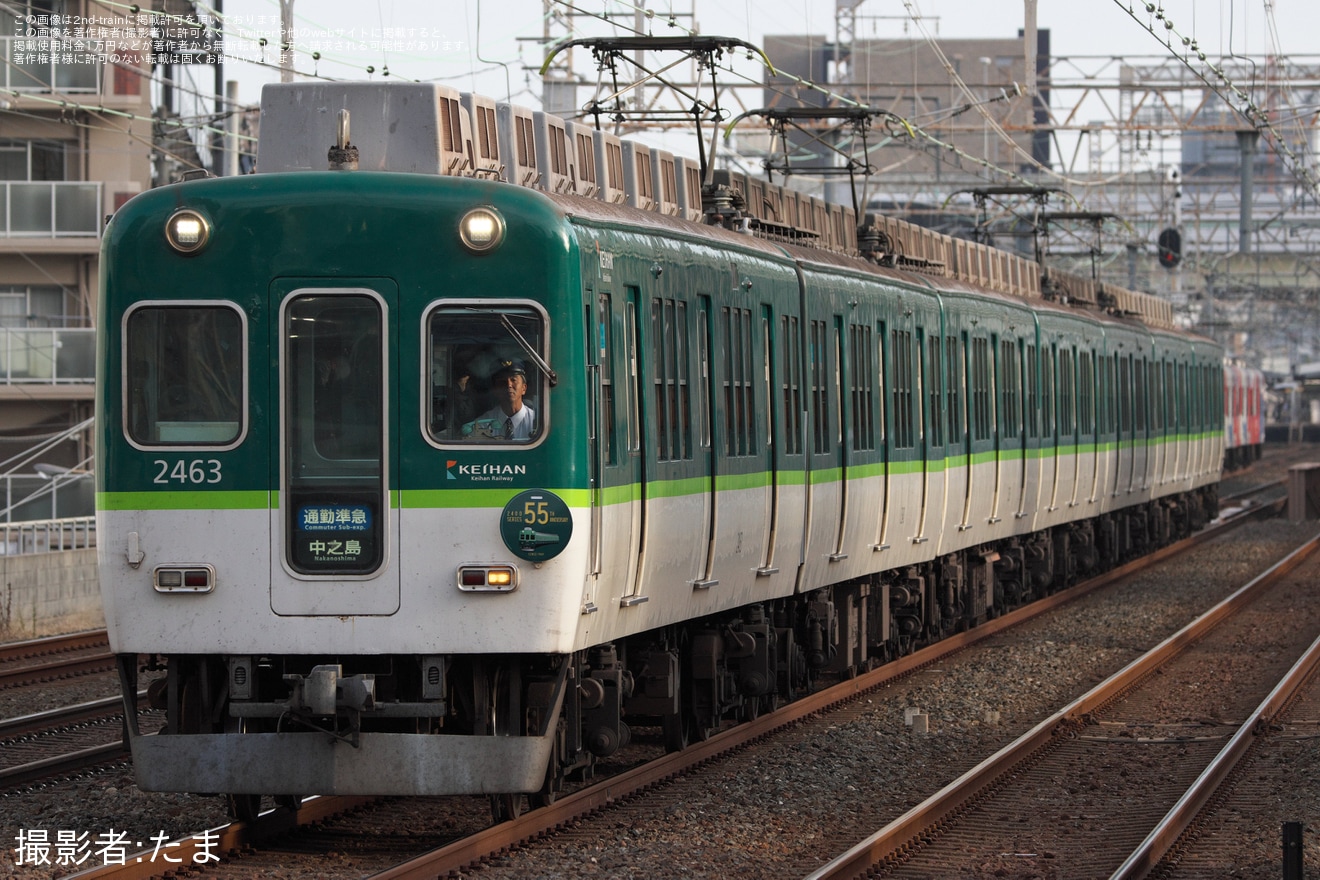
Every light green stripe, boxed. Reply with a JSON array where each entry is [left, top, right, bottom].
[[600, 483, 641, 506], [98, 491, 270, 511], [647, 475, 711, 499], [402, 488, 591, 508], [714, 471, 773, 492], [809, 466, 842, 485]]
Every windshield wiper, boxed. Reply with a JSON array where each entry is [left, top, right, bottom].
[[500, 314, 558, 387]]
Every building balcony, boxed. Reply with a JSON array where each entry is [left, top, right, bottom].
[[1, 35, 99, 93], [0, 182, 102, 253], [0, 328, 95, 398]]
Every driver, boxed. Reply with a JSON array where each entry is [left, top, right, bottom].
[[463, 359, 536, 440]]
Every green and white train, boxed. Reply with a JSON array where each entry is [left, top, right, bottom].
[[97, 82, 1222, 818]]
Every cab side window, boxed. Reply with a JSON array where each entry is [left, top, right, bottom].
[[125, 305, 244, 447], [427, 304, 546, 445]]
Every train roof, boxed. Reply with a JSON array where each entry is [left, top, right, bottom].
[[252, 80, 1192, 342], [550, 189, 1207, 343]]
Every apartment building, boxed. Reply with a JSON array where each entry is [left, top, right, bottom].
[[0, 0, 153, 518]]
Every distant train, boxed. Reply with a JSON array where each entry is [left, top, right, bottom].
[[99, 81, 1227, 821], [1223, 361, 1265, 470]]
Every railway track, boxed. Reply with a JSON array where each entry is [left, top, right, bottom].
[[0, 630, 114, 690], [1155, 635, 1320, 878], [0, 694, 147, 789], [806, 529, 1320, 879], [56, 493, 1292, 880]]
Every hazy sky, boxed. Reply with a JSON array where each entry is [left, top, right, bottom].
[[208, 0, 1320, 107]]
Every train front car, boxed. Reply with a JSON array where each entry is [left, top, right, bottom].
[[96, 120, 588, 811]]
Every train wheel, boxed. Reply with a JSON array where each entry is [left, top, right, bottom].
[[661, 712, 687, 751], [530, 781, 558, 809], [490, 793, 524, 823], [226, 793, 261, 823]]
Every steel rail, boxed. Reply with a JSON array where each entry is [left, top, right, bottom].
[[0, 650, 116, 688], [1110, 622, 1320, 878], [0, 692, 149, 789], [0, 629, 107, 663], [0, 694, 125, 737], [0, 740, 129, 787], [804, 526, 1320, 880]]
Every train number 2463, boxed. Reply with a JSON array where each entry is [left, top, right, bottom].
[[153, 459, 222, 485]]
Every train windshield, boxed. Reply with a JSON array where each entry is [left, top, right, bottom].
[[124, 304, 245, 447], [427, 303, 546, 445]]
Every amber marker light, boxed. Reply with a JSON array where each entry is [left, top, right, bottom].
[[458, 206, 505, 253], [165, 209, 211, 254], [456, 564, 518, 592]]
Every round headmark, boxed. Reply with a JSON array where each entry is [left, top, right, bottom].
[[500, 489, 573, 562]]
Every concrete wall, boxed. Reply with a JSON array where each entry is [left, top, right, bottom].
[[0, 549, 102, 638]]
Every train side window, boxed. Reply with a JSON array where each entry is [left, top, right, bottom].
[[808, 320, 827, 454], [650, 296, 691, 462], [725, 307, 755, 456], [1151, 360, 1164, 432], [1025, 343, 1038, 439], [890, 328, 914, 449], [1058, 348, 1075, 438], [625, 297, 640, 453], [1041, 345, 1055, 440], [1077, 350, 1092, 436], [1167, 362, 1177, 431], [833, 319, 844, 447], [425, 302, 547, 445], [850, 322, 875, 451], [763, 309, 774, 448], [1000, 337, 1021, 439], [1134, 358, 1147, 433], [1096, 354, 1110, 435], [124, 303, 245, 448], [926, 334, 942, 448], [697, 297, 711, 450], [1181, 363, 1190, 431], [946, 334, 961, 444], [781, 315, 802, 455], [970, 335, 990, 443], [1118, 355, 1132, 435], [597, 293, 617, 465]]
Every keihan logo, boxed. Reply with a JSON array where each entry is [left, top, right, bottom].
[[446, 460, 527, 480]]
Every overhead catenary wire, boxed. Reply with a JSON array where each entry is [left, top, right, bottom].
[[1109, 0, 1320, 202]]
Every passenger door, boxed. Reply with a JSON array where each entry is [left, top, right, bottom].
[[586, 287, 643, 610], [270, 281, 401, 616]]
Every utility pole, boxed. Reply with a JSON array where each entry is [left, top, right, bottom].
[[280, 0, 294, 83], [1023, 0, 1037, 101], [1237, 129, 1259, 255]]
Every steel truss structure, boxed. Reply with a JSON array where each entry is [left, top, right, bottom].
[[533, 2, 1319, 371]]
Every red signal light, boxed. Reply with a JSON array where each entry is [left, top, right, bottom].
[[1157, 227, 1182, 269]]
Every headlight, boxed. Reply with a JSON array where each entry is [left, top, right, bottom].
[[458, 206, 505, 253], [165, 209, 211, 254]]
